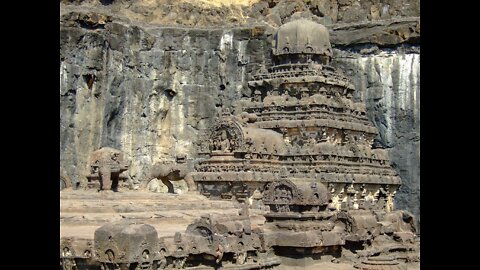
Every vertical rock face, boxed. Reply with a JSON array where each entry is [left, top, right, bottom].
[[332, 50, 420, 228], [60, 22, 272, 186], [60, 11, 419, 226]]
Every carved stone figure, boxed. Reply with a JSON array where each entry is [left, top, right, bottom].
[[147, 156, 196, 193], [94, 221, 158, 270], [61, 18, 418, 270], [86, 147, 129, 191]]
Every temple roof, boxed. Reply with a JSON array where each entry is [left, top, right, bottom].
[[273, 19, 332, 58]]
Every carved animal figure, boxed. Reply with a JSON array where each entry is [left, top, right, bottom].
[[87, 147, 129, 191], [148, 160, 196, 193]]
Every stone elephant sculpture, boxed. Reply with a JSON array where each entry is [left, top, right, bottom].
[[86, 147, 129, 191], [148, 160, 196, 194]]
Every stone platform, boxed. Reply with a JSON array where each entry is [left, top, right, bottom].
[[60, 189, 266, 241], [60, 190, 419, 270]]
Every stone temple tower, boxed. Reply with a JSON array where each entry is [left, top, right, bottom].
[[60, 18, 419, 270], [192, 18, 402, 214]]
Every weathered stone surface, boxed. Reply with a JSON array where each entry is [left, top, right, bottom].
[[85, 147, 130, 191], [60, 17, 271, 188], [60, 1, 420, 227], [60, 0, 419, 28], [331, 49, 420, 229], [60, 11, 421, 268], [330, 18, 420, 46]]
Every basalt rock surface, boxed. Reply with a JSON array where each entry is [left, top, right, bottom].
[[60, 0, 419, 227]]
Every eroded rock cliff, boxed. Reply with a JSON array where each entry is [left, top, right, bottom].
[[60, 0, 420, 227]]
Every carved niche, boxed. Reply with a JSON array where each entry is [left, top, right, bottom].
[[209, 119, 245, 153]]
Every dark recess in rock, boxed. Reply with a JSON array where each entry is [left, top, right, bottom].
[[164, 89, 177, 100], [100, 0, 114, 5], [83, 74, 96, 89]]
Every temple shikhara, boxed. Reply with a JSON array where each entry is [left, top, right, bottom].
[[60, 18, 419, 270], [194, 18, 401, 211]]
